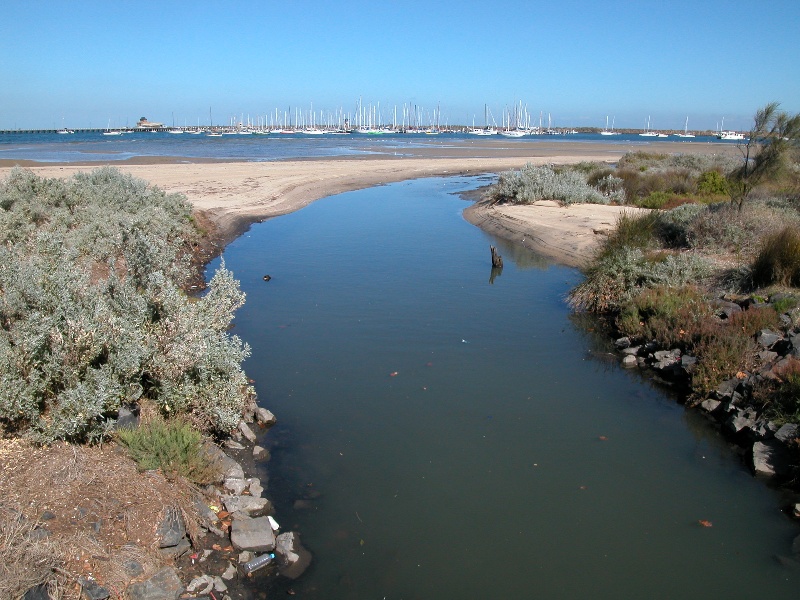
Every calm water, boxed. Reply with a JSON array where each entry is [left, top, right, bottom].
[[0, 130, 733, 163], [208, 176, 800, 599]]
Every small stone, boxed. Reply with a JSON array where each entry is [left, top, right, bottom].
[[238, 420, 257, 443], [122, 559, 144, 577], [78, 577, 110, 600], [775, 424, 800, 444], [621, 355, 637, 368], [757, 329, 782, 349], [224, 439, 246, 450], [223, 495, 270, 516], [231, 515, 277, 552], [255, 407, 277, 426], [224, 478, 249, 496], [127, 567, 183, 600], [752, 440, 789, 478], [116, 404, 140, 430], [275, 532, 312, 580], [238, 550, 254, 564], [700, 399, 721, 413], [614, 336, 631, 349], [40, 510, 56, 521], [221, 562, 237, 580], [253, 445, 269, 460], [156, 507, 186, 548]]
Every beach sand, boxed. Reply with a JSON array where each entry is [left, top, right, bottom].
[[0, 140, 736, 266]]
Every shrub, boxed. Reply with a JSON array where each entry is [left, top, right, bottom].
[[634, 191, 672, 209], [751, 226, 800, 287], [0, 510, 62, 599], [569, 247, 709, 313], [0, 168, 253, 443], [754, 358, 800, 424], [697, 170, 729, 196], [118, 417, 220, 484], [489, 163, 609, 205], [617, 285, 713, 349]]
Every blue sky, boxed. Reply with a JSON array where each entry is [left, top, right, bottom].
[[2, 0, 798, 130]]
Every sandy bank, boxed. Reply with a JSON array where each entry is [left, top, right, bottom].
[[463, 199, 645, 268], [0, 140, 736, 264]]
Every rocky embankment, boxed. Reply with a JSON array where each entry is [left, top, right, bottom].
[[613, 296, 800, 483], [137, 407, 311, 600]]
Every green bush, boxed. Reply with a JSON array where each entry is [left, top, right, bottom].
[[634, 191, 672, 209], [118, 417, 220, 484], [751, 226, 800, 287], [617, 285, 713, 349], [697, 170, 730, 196], [569, 247, 709, 313]]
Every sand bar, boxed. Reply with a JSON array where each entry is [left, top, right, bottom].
[[0, 140, 738, 266]]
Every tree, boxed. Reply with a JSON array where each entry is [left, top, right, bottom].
[[727, 102, 800, 211]]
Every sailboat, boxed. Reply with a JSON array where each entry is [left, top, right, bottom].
[[206, 108, 223, 137], [468, 104, 497, 135], [600, 115, 620, 135], [639, 116, 658, 137], [102, 119, 122, 135], [675, 116, 695, 138]]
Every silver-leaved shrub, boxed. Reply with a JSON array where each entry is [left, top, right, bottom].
[[0, 167, 253, 443]]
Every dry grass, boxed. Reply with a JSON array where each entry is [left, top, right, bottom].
[[0, 438, 206, 599]]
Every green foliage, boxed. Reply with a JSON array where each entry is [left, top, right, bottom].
[[633, 191, 672, 209], [0, 168, 252, 443], [569, 247, 709, 312], [617, 285, 713, 349], [691, 307, 778, 396], [727, 102, 800, 211], [751, 226, 800, 288], [118, 417, 220, 484], [696, 170, 729, 196]]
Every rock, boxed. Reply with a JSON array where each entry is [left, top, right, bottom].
[[221, 562, 237, 580], [127, 567, 183, 600], [159, 536, 191, 558], [621, 355, 638, 368], [122, 558, 144, 577], [621, 346, 640, 356], [614, 336, 631, 349], [253, 445, 269, 460], [758, 350, 779, 363], [201, 443, 245, 482], [725, 408, 758, 435], [248, 478, 264, 498], [23, 584, 50, 600], [752, 441, 790, 478], [224, 478, 249, 496], [775, 424, 800, 444], [78, 577, 110, 600], [222, 495, 271, 516], [757, 329, 782, 349], [230, 515, 276, 552], [793, 503, 800, 519], [714, 377, 740, 400], [700, 399, 722, 414], [275, 531, 312, 580], [238, 551, 254, 564], [115, 404, 140, 430], [714, 299, 742, 319], [224, 439, 246, 450], [156, 507, 186, 549], [238, 420, 257, 443], [255, 407, 277, 426]]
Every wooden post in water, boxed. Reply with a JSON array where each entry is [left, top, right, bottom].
[[490, 245, 503, 269]]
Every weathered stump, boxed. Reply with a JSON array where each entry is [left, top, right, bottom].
[[490, 246, 503, 268]]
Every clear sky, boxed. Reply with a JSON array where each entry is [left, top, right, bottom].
[[2, 0, 798, 131]]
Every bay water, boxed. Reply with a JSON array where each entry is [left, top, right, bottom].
[[209, 176, 800, 599]]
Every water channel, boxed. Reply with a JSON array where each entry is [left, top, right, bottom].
[[208, 175, 800, 599]]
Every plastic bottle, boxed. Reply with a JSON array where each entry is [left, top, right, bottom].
[[242, 552, 275, 575]]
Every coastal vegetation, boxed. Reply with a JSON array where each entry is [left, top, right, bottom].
[[0, 167, 254, 444], [489, 103, 800, 452], [0, 166, 258, 597]]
